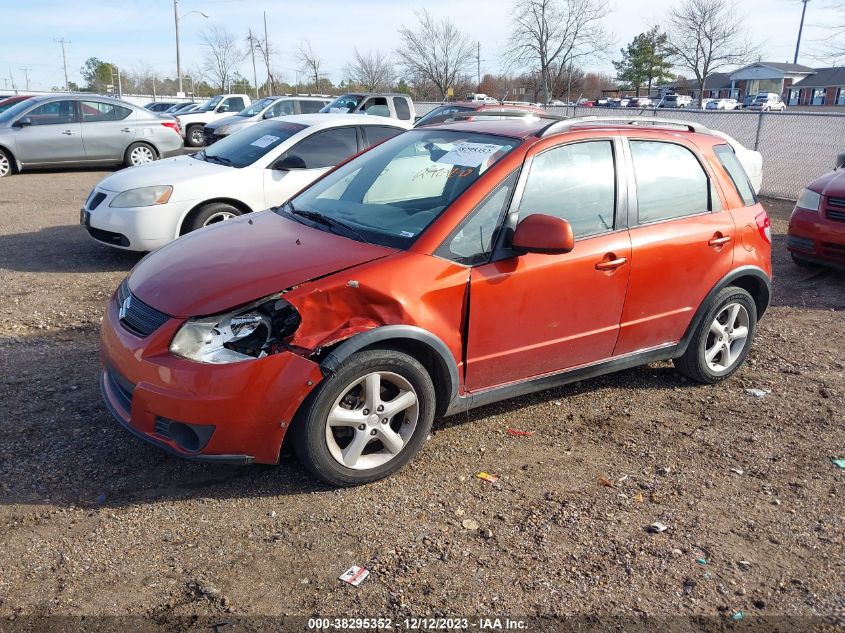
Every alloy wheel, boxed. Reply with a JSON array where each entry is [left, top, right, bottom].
[[201, 211, 237, 226], [0, 153, 10, 177], [129, 145, 155, 166], [324, 371, 419, 470], [705, 302, 750, 373]]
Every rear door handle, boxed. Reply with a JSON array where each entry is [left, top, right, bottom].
[[708, 235, 732, 247], [595, 256, 627, 271], [61, 130, 76, 135], [121, 127, 132, 133]]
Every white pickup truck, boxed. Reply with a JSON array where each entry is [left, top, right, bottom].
[[176, 94, 252, 147]]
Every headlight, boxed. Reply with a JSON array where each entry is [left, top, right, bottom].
[[169, 294, 301, 364], [215, 126, 230, 135], [795, 188, 821, 212], [110, 185, 173, 208]]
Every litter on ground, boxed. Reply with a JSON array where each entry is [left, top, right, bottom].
[[339, 566, 369, 587]]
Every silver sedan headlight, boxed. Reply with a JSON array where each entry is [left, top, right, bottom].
[[110, 185, 173, 208], [170, 294, 302, 364]]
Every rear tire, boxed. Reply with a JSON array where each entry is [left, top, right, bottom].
[[674, 286, 757, 384], [0, 148, 12, 178], [184, 202, 242, 233], [186, 125, 205, 148], [124, 142, 157, 167], [291, 349, 436, 486]]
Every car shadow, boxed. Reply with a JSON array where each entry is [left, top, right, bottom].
[[769, 232, 845, 310], [0, 224, 145, 273]]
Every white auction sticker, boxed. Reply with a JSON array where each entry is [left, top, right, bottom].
[[437, 142, 504, 167], [250, 134, 280, 148], [339, 565, 369, 586]]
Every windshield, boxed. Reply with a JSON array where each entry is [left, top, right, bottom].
[[238, 97, 276, 117], [280, 129, 520, 249], [197, 96, 223, 112], [0, 98, 36, 123], [320, 94, 365, 113], [196, 120, 307, 168], [414, 105, 475, 127]]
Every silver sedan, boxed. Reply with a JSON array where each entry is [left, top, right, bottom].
[[0, 94, 184, 178]]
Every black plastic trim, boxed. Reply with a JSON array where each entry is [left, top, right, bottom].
[[320, 325, 460, 406], [445, 344, 676, 415], [674, 265, 771, 357], [99, 370, 254, 465]]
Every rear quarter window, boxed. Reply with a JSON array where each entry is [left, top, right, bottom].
[[713, 144, 757, 206]]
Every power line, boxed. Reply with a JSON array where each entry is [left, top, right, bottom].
[[54, 38, 71, 91]]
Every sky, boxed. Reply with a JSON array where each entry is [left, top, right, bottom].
[[1, 0, 843, 93]]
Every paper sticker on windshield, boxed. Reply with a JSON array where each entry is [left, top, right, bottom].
[[436, 142, 504, 167], [250, 134, 280, 148], [399, 230, 415, 238]]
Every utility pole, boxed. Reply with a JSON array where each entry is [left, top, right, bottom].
[[248, 29, 259, 98], [174, 0, 183, 95], [19, 67, 31, 91], [793, 0, 810, 64], [55, 38, 71, 91], [8, 67, 15, 91], [263, 11, 274, 95], [477, 42, 481, 90]]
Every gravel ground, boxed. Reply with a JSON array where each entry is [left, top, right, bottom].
[[0, 167, 843, 631]]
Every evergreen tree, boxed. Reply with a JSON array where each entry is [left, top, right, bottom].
[[612, 27, 673, 96]]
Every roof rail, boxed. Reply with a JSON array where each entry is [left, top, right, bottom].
[[449, 110, 565, 121], [541, 115, 714, 137]]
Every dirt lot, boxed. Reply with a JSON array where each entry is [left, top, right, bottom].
[[0, 167, 843, 631]]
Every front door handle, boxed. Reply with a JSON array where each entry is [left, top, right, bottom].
[[708, 235, 732, 247], [61, 130, 76, 135], [595, 255, 628, 271], [121, 127, 132, 133]]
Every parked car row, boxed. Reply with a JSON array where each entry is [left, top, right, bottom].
[[95, 112, 773, 486]]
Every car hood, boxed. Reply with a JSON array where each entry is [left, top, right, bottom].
[[97, 155, 230, 193], [810, 168, 845, 197], [127, 211, 397, 317]]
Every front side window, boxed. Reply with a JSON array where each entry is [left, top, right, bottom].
[[281, 127, 358, 169], [630, 140, 710, 223], [713, 144, 756, 206], [271, 100, 295, 117], [361, 98, 390, 117], [198, 120, 307, 168], [282, 130, 520, 249], [393, 97, 411, 120], [25, 100, 78, 125], [81, 101, 131, 122], [518, 141, 616, 238]]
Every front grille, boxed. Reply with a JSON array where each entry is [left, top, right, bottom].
[[88, 192, 107, 210], [825, 205, 845, 222], [787, 235, 814, 251], [827, 196, 845, 208], [106, 368, 134, 413], [116, 280, 171, 337], [820, 241, 845, 260], [154, 418, 172, 438]]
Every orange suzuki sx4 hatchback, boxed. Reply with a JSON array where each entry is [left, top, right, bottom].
[[100, 115, 772, 485]]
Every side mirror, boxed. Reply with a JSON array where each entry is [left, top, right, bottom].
[[273, 155, 307, 171], [216, 105, 229, 113], [512, 214, 575, 255], [263, 110, 275, 119], [14, 116, 32, 128], [836, 153, 845, 170]]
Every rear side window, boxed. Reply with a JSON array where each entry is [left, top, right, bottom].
[[81, 101, 131, 122], [297, 100, 324, 114], [629, 140, 710, 223], [284, 127, 358, 169], [713, 144, 756, 206], [518, 140, 616, 238], [393, 97, 411, 120], [363, 125, 403, 147]]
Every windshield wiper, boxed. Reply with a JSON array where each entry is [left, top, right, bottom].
[[192, 150, 207, 162], [286, 202, 366, 242], [205, 154, 233, 166]]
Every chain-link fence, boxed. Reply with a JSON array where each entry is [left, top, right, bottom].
[[413, 102, 845, 200]]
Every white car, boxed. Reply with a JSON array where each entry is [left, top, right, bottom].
[[81, 114, 411, 251], [747, 92, 786, 112], [204, 96, 331, 145], [710, 130, 763, 194], [706, 98, 740, 110], [176, 94, 252, 147]]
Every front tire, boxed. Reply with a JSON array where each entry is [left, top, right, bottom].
[[0, 148, 12, 178], [124, 142, 157, 167], [291, 349, 436, 486], [184, 202, 242, 233], [674, 286, 757, 384], [186, 125, 205, 147]]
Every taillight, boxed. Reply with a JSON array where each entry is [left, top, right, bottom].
[[755, 210, 771, 244], [161, 121, 180, 134]]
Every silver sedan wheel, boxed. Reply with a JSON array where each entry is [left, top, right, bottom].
[[201, 211, 237, 226], [0, 152, 10, 177], [129, 145, 155, 166], [705, 302, 750, 373], [325, 371, 419, 470]]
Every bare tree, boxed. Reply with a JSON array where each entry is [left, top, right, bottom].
[[345, 49, 394, 92], [395, 10, 475, 100], [201, 25, 246, 91], [664, 0, 754, 107], [296, 40, 324, 92], [505, 0, 610, 104]]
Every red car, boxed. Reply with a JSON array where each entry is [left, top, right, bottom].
[[787, 154, 845, 269], [100, 115, 772, 485], [0, 95, 33, 114], [414, 101, 546, 127]]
